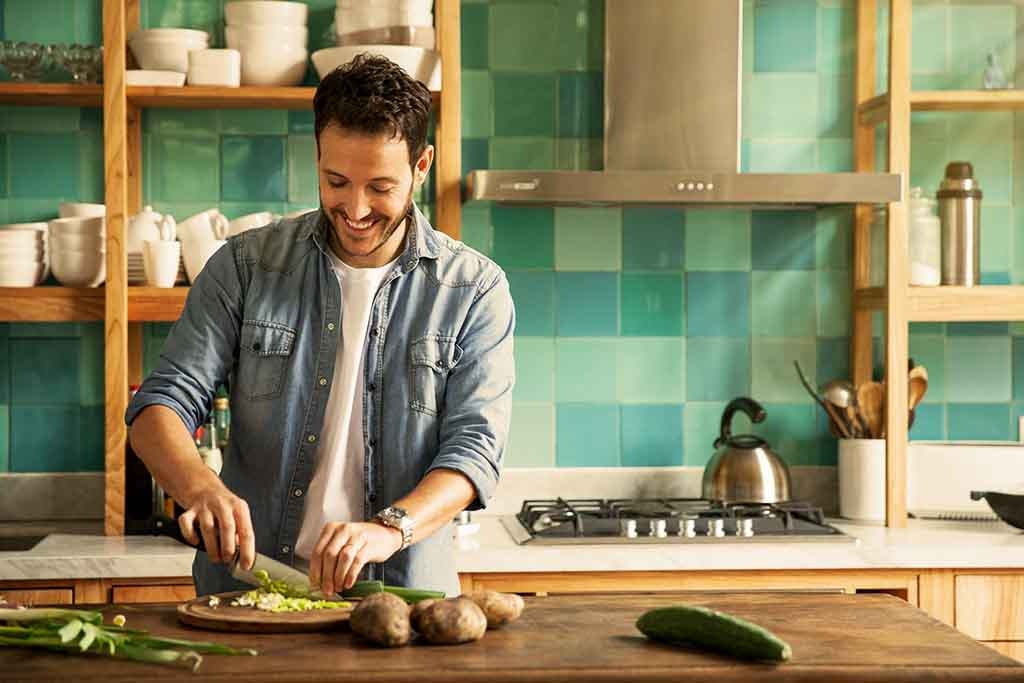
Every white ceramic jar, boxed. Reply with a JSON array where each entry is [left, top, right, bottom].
[[908, 186, 941, 286]]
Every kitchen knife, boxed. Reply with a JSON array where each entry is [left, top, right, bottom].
[[149, 514, 341, 599]]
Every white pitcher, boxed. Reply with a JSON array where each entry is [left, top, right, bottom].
[[126, 206, 176, 255]]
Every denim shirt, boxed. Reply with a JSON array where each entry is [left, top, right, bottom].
[[126, 205, 515, 597]]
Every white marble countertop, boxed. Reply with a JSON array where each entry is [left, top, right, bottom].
[[2, 516, 1024, 582]]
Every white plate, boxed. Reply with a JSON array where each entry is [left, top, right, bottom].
[[126, 70, 187, 87]]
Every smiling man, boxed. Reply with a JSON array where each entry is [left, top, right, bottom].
[[125, 55, 516, 598]]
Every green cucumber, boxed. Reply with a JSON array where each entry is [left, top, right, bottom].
[[341, 580, 445, 604], [636, 605, 792, 662]]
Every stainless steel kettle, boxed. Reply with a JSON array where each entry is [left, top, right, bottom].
[[701, 397, 792, 504]]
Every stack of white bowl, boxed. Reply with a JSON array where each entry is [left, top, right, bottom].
[[128, 28, 210, 74], [0, 223, 48, 287], [225, 1, 309, 86], [48, 216, 106, 288], [335, 0, 435, 49]]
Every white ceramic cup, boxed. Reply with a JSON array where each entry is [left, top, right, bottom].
[[143, 240, 182, 288], [183, 238, 227, 284], [838, 438, 886, 522]]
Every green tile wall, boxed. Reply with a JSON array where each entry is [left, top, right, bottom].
[[1, 0, 1023, 474]]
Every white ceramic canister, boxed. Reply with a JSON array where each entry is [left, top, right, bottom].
[[908, 187, 941, 286]]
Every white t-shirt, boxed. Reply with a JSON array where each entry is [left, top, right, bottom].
[[295, 251, 395, 562]]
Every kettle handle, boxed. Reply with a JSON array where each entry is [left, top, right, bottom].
[[714, 397, 767, 449]]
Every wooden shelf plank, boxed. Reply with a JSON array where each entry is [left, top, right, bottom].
[[911, 89, 1024, 112], [854, 287, 885, 312], [125, 85, 440, 110], [0, 287, 104, 321], [908, 286, 1024, 322], [857, 93, 889, 127], [0, 82, 102, 107], [128, 286, 188, 321]]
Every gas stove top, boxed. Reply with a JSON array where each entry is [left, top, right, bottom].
[[501, 498, 855, 545]]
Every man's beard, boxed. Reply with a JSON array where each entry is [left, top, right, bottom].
[[321, 182, 414, 261]]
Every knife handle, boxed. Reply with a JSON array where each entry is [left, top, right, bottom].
[[151, 513, 207, 552]]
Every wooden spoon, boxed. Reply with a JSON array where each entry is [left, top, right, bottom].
[[909, 365, 929, 412], [857, 381, 885, 439]]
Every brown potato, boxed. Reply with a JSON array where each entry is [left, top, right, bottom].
[[409, 598, 438, 633], [464, 590, 525, 628], [413, 597, 487, 645], [349, 592, 411, 647]]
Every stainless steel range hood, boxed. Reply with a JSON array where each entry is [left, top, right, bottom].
[[465, 0, 900, 207]]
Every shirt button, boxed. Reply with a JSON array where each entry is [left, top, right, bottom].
[[293, 488, 303, 497], [369, 439, 377, 448], [327, 322, 336, 331], [319, 377, 327, 386], [369, 493, 377, 503], [281, 545, 290, 554], [436, 360, 445, 369], [370, 328, 378, 337], [307, 434, 317, 443], [368, 383, 376, 392]]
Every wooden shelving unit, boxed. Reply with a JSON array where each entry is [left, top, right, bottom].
[[853, 0, 1024, 527], [2, 0, 461, 535]]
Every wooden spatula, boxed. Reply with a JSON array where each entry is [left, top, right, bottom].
[[909, 365, 928, 412], [857, 381, 885, 439]]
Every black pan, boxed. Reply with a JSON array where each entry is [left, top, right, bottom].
[[971, 491, 1024, 530]]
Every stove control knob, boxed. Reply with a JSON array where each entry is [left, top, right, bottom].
[[708, 518, 725, 537], [679, 518, 697, 538], [650, 519, 668, 538], [739, 518, 755, 537], [620, 518, 638, 538]]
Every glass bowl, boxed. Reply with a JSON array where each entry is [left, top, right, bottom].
[[0, 42, 52, 81]]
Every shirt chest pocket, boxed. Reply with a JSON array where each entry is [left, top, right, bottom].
[[238, 320, 296, 400], [409, 335, 462, 417]]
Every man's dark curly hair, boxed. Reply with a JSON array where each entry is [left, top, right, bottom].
[[313, 53, 432, 167]]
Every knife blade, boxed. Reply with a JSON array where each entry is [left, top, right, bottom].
[[149, 514, 341, 599]]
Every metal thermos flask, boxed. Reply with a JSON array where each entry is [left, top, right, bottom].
[[936, 161, 982, 286]]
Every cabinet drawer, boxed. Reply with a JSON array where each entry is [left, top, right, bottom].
[[0, 588, 73, 606], [956, 575, 1024, 640], [984, 642, 1024, 664], [111, 584, 196, 604]]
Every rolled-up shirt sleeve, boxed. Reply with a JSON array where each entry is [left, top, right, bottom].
[[426, 269, 515, 510], [125, 240, 245, 435]]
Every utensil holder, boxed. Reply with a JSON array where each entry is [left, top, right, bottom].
[[838, 438, 886, 521]]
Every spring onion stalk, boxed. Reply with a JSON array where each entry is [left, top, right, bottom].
[[341, 580, 445, 603], [228, 569, 352, 612]]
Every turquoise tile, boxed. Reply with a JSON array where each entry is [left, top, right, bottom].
[[686, 271, 749, 337], [0, 331, 6, 403], [74, 0, 102, 44], [909, 403, 945, 441], [556, 272, 618, 336], [461, 204, 492, 256], [1014, 402, 1024, 441], [10, 339, 79, 403], [751, 338, 816, 403], [818, 4, 854, 74], [910, 139, 948, 195], [752, 210, 816, 270], [910, 322, 945, 335], [0, 406, 7, 472], [0, 200, 7, 223], [4, 0, 74, 43], [948, 403, 1011, 441], [558, 71, 602, 138], [947, 322, 1009, 337], [555, 138, 602, 171], [287, 135, 317, 205], [9, 133, 77, 198], [754, 0, 816, 73], [684, 402, 752, 467], [462, 70, 492, 138], [818, 138, 853, 172], [220, 110, 287, 135], [77, 129, 103, 203], [488, 137, 554, 170], [142, 0, 219, 34], [946, 336, 1011, 403], [10, 405, 82, 472], [684, 209, 750, 271], [948, 141, 1011, 204], [493, 72, 555, 137], [621, 405, 683, 467], [982, 272, 1011, 286], [751, 270, 817, 337], [143, 323, 173, 377], [556, 404, 619, 467], [490, 3, 558, 71], [289, 111, 314, 135], [150, 135, 220, 202], [687, 337, 750, 402], [747, 139, 816, 173], [506, 403, 554, 467], [461, 2, 489, 69], [622, 208, 685, 270], [556, 338, 617, 403], [222, 136, 286, 202], [144, 109, 219, 136], [909, 334, 946, 403], [7, 199, 60, 222], [818, 74, 852, 138], [949, 4, 1015, 87], [8, 323, 80, 338], [492, 206, 554, 269], [554, 207, 620, 271], [617, 338, 685, 404], [816, 337, 849, 388], [745, 74, 817, 138], [79, 404, 104, 470], [620, 273, 683, 337], [1015, 337, 1024, 400], [815, 207, 852, 270], [513, 337, 555, 402], [78, 322, 103, 405], [220, 201, 285, 221], [981, 204, 1013, 273], [0, 135, 5, 197], [911, 4, 948, 74], [1, 107, 79, 132], [463, 138, 489, 175], [758, 403, 818, 466], [817, 270, 850, 337], [557, 0, 603, 71]]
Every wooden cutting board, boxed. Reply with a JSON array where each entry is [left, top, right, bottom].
[[177, 591, 357, 633]]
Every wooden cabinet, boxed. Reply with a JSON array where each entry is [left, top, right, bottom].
[[110, 584, 195, 604], [0, 588, 73, 606], [955, 575, 1024, 640]]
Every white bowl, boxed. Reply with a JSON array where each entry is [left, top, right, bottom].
[[336, 0, 433, 7], [0, 229, 44, 247], [1, 221, 49, 234], [239, 46, 308, 86], [130, 37, 210, 73], [50, 248, 106, 288], [225, 25, 308, 49], [52, 232, 107, 252], [0, 261, 46, 287], [49, 216, 105, 236], [0, 244, 45, 261], [335, 6, 432, 34], [227, 211, 276, 237], [312, 45, 439, 90], [129, 28, 210, 43], [58, 202, 105, 218], [183, 238, 227, 284], [225, 1, 309, 26], [126, 69, 186, 86], [336, 25, 436, 50], [187, 50, 242, 87]]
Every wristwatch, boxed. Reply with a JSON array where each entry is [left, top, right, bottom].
[[375, 506, 414, 551]]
